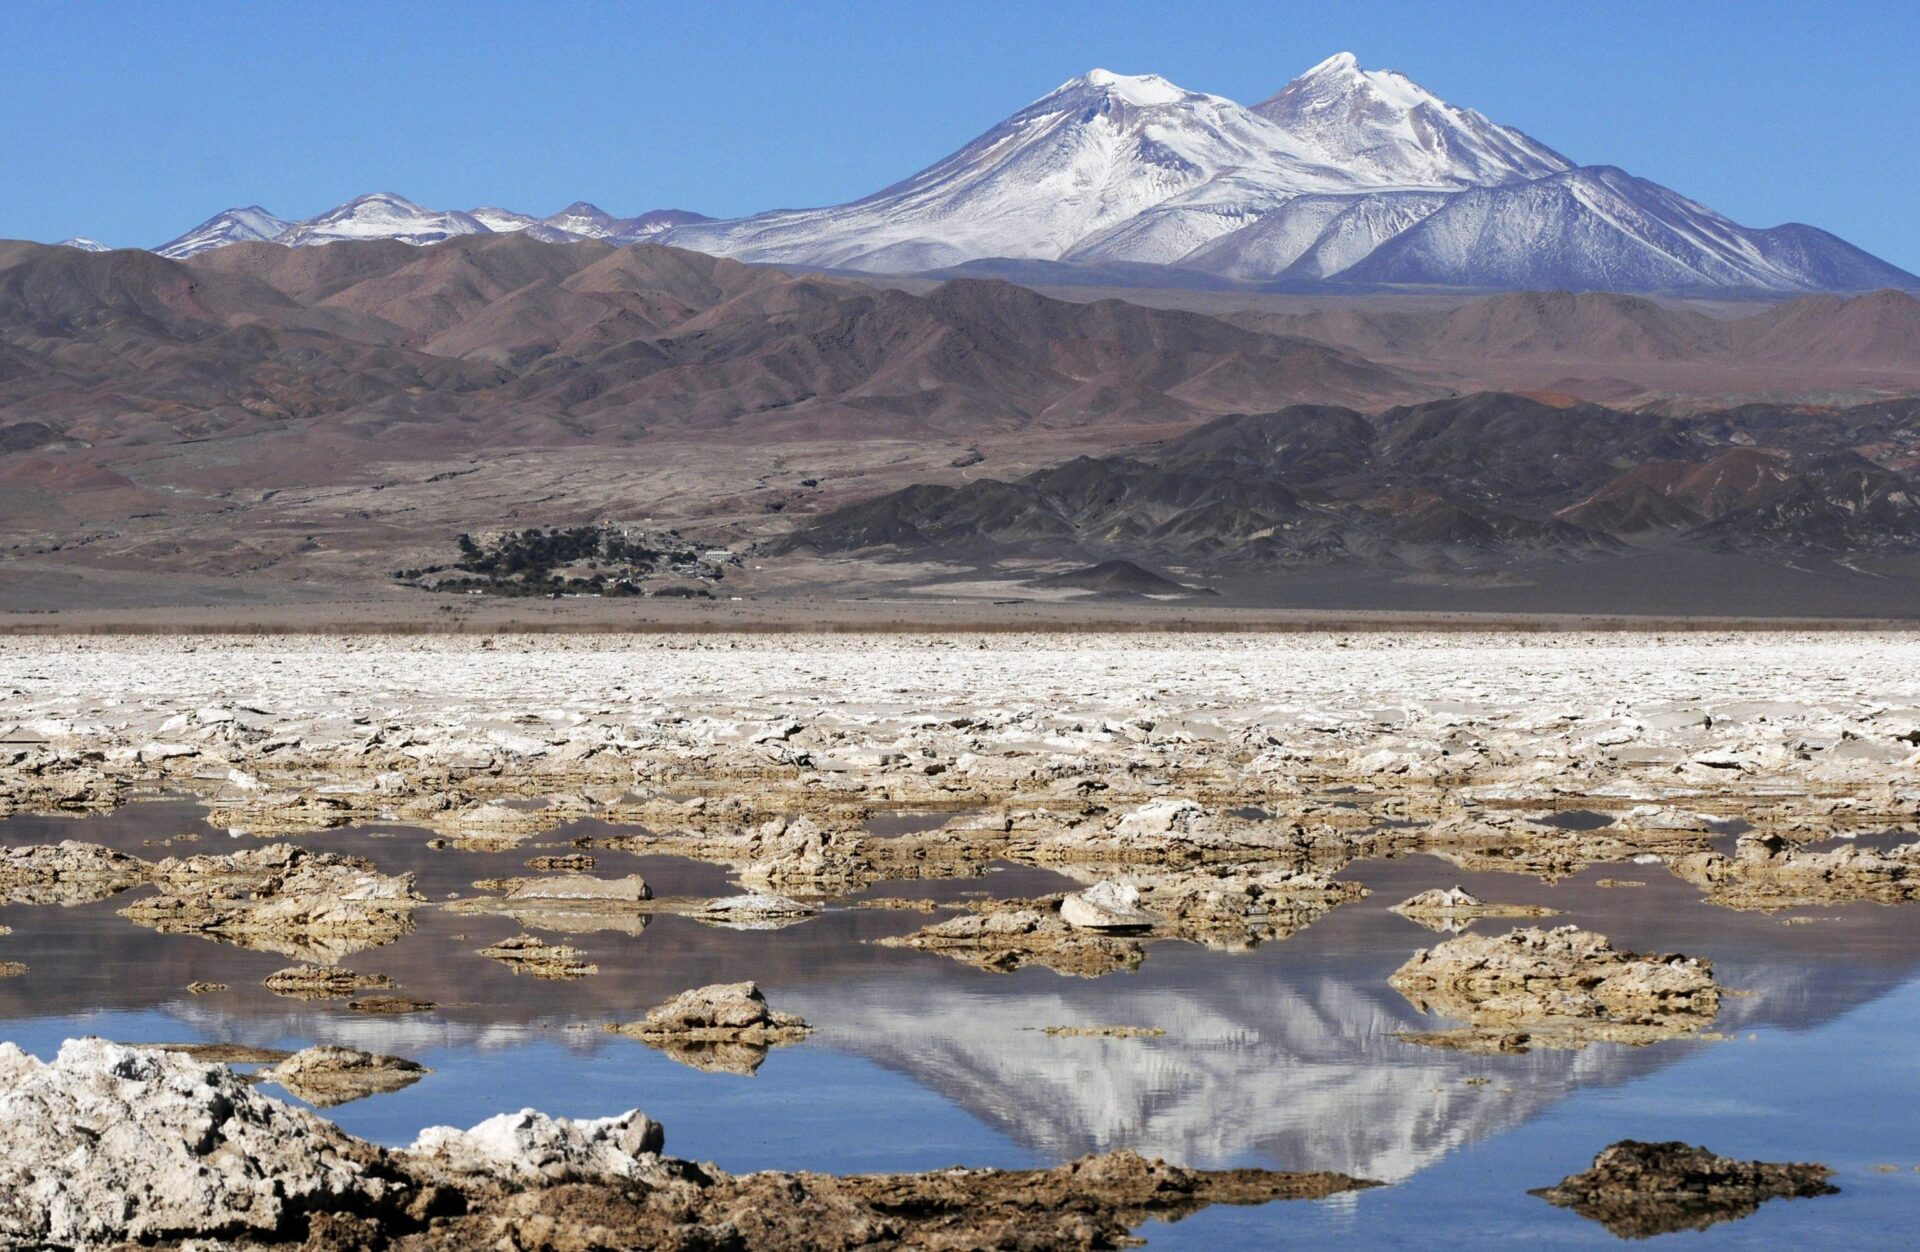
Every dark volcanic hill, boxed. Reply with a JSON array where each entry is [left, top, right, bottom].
[[1030, 559, 1193, 596], [788, 393, 1920, 576]]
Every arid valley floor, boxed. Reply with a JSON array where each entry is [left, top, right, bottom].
[[1, 630, 1917, 1247]]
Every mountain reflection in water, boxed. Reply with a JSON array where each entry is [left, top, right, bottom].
[[1, 801, 1916, 1197]]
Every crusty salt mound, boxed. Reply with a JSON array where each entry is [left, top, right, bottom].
[[1389, 925, 1720, 1052], [0, 1037, 1369, 1249]]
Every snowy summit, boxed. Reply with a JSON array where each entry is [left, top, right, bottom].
[[117, 52, 1919, 293]]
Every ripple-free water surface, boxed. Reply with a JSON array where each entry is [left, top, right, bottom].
[[3, 800, 1918, 1247]]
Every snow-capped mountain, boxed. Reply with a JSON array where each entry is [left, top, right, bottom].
[[648, 53, 1912, 292], [54, 237, 112, 252], [661, 68, 1377, 271], [1330, 165, 1918, 292], [150, 194, 712, 259], [1178, 189, 1453, 280], [467, 206, 541, 234], [110, 52, 1918, 293], [155, 207, 293, 259], [537, 201, 620, 239], [273, 193, 492, 248], [1252, 51, 1570, 188]]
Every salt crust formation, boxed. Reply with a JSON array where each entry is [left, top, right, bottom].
[[0, 1039, 1367, 1250], [1389, 926, 1721, 1051]]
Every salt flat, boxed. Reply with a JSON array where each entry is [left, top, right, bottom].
[[4, 631, 1918, 792]]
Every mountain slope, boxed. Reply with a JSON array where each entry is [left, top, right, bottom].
[[1251, 52, 1571, 188], [662, 70, 1366, 272], [156, 206, 294, 259], [0, 235, 1428, 447], [1335, 166, 1919, 292]]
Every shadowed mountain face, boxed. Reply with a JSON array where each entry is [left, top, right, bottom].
[[789, 393, 1920, 573]]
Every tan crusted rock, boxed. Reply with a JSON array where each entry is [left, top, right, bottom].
[[877, 898, 1146, 977], [611, 981, 810, 1075], [264, 965, 396, 1000], [452, 873, 653, 935], [0, 841, 151, 906], [1390, 887, 1558, 932], [694, 892, 821, 929], [1059, 881, 1157, 931], [738, 816, 873, 893], [476, 933, 597, 979], [1100, 865, 1367, 949], [1390, 925, 1720, 1052], [121, 845, 423, 963], [264, 1046, 428, 1109], [0, 1039, 397, 1247], [1672, 833, 1920, 909]]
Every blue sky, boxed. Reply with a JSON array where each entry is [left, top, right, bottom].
[[4, 0, 1915, 269]]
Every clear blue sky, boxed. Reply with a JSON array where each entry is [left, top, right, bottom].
[[4, 0, 1915, 269]]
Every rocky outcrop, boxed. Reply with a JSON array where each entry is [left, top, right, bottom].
[[121, 845, 423, 963], [1672, 833, 1920, 909], [0, 1039, 402, 1248], [0, 841, 151, 905], [1059, 881, 1157, 931], [0, 1038, 1373, 1249], [407, 1106, 667, 1185], [1034, 799, 1349, 868], [264, 1046, 428, 1108], [476, 933, 597, 979], [1417, 815, 1647, 880], [738, 815, 873, 893], [695, 892, 820, 929], [1129, 865, 1366, 948], [1390, 887, 1558, 932], [878, 898, 1147, 977], [611, 981, 810, 1074], [348, 994, 435, 1015], [452, 873, 652, 935], [1389, 926, 1720, 1052], [1531, 1140, 1837, 1238], [264, 965, 396, 1000]]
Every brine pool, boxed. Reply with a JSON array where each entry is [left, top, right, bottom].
[[2, 800, 1917, 1248]]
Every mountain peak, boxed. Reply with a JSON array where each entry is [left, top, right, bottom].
[[341, 191, 428, 212], [1257, 54, 1570, 188], [155, 206, 293, 259], [1054, 68, 1192, 108], [276, 193, 487, 248], [1300, 51, 1361, 77]]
